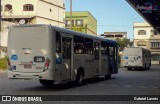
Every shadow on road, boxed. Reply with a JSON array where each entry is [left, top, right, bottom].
[[20, 77, 114, 92]]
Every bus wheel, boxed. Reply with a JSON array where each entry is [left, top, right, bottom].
[[39, 79, 54, 87], [105, 69, 111, 79], [76, 71, 84, 85], [144, 64, 147, 70], [127, 67, 132, 70]]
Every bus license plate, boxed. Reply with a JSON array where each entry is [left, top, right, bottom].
[[24, 64, 32, 69]]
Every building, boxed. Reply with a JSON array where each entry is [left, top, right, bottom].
[[102, 32, 127, 40], [64, 11, 97, 35], [0, 0, 65, 58], [134, 22, 160, 64]]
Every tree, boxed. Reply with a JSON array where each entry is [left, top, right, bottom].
[[115, 38, 133, 52]]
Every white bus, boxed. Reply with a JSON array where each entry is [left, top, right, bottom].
[[123, 47, 151, 70], [7, 25, 118, 86]]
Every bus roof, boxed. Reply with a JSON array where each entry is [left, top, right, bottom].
[[10, 24, 117, 45]]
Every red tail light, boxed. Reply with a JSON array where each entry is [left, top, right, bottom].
[[7, 57, 12, 70], [7, 57, 11, 66], [44, 58, 50, 71]]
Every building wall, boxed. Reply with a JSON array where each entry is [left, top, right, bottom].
[[37, 0, 65, 27], [1, 21, 15, 47], [2, 0, 37, 16], [1, 0, 65, 58], [87, 12, 97, 35], [65, 11, 97, 35], [134, 22, 160, 64], [103, 32, 127, 40]]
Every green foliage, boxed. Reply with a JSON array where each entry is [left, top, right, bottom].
[[116, 38, 133, 52], [0, 58, 7, 70]]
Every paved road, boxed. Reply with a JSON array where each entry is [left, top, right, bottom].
[[0, 65, 160, 104]]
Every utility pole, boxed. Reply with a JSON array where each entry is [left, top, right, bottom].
[[70, 0, 72, 30], [0, 0, 1, 47], [0, 0, 1, 31]]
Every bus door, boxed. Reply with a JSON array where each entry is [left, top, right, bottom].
[[101, 42, 108, 76], [62, 36, 72, 80], [94, 42, 100, 75], [113, 45, 118, 73]]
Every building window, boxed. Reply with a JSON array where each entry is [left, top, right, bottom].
[[4, 4, 12, 12], [105, 35, 114, 38], [151, 29, 159, 35], [151, 42, 160, 48], [65, 20, 74, 27], [138, 30, 146, 35], [23, 4, 34, 11], [151, 54, 160, 61], [115, 35, 123, 38], [76, 20, 83, 26]]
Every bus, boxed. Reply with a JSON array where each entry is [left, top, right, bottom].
[[123, 47, 151, 70], [7, 24, 118, 86]]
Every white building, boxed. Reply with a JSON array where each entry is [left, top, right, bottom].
[[0, 0, 65, 58], [134, 22, 160, 64]]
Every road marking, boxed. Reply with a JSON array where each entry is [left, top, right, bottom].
[[99, 84, 104, 86], [124, 85, 132, 87], [112, 84, 119, 87], [86, 83, 93, 85], [138, 86, 147, 88], [153, 87, 159, 89]]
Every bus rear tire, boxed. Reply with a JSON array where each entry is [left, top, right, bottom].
[[39, 79, 54, 87], [76, 71, 84, 85], [105, 69, 111, 79], [127, 67, 132, 70]]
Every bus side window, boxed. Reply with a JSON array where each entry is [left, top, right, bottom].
[[56, 31, 61, 53], [101, 42, 107, 55], [74, 36, 84, 54], [85, 38, 93, 55], [94, 42, 99, 60], [109, 47, 113, 56]]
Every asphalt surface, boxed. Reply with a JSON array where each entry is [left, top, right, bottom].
[[0, 65, 159, 104]]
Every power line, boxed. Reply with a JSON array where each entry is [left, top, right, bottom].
[[97, 25, 133, 27]]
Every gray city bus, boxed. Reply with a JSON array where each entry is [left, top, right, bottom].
[[123, 47, 151, 70], [7, 24, 118, 86]]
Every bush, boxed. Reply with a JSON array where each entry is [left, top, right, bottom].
[[0, 58, 7, 70]]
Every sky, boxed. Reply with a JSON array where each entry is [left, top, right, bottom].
[[65, 0, 146, 40]]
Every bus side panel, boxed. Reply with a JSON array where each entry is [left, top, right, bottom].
[[100, 55, 108, 76], [84, 55, 94, 79]]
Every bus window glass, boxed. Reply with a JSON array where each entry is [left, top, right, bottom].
[[94, 42, 99, 60], [74, 36, 84, 54], [85, 38, 93, 55], [101, 42, 107, 55], [109, 47, 113, 56], [56, 32, 61, 53]]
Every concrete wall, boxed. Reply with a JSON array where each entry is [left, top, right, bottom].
[[65, 11, 97, 35]]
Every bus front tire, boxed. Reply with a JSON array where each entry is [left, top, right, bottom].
[[76, 71, 84, 85], [127, 67, 132, 70], [39, 79, 54, 87]]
